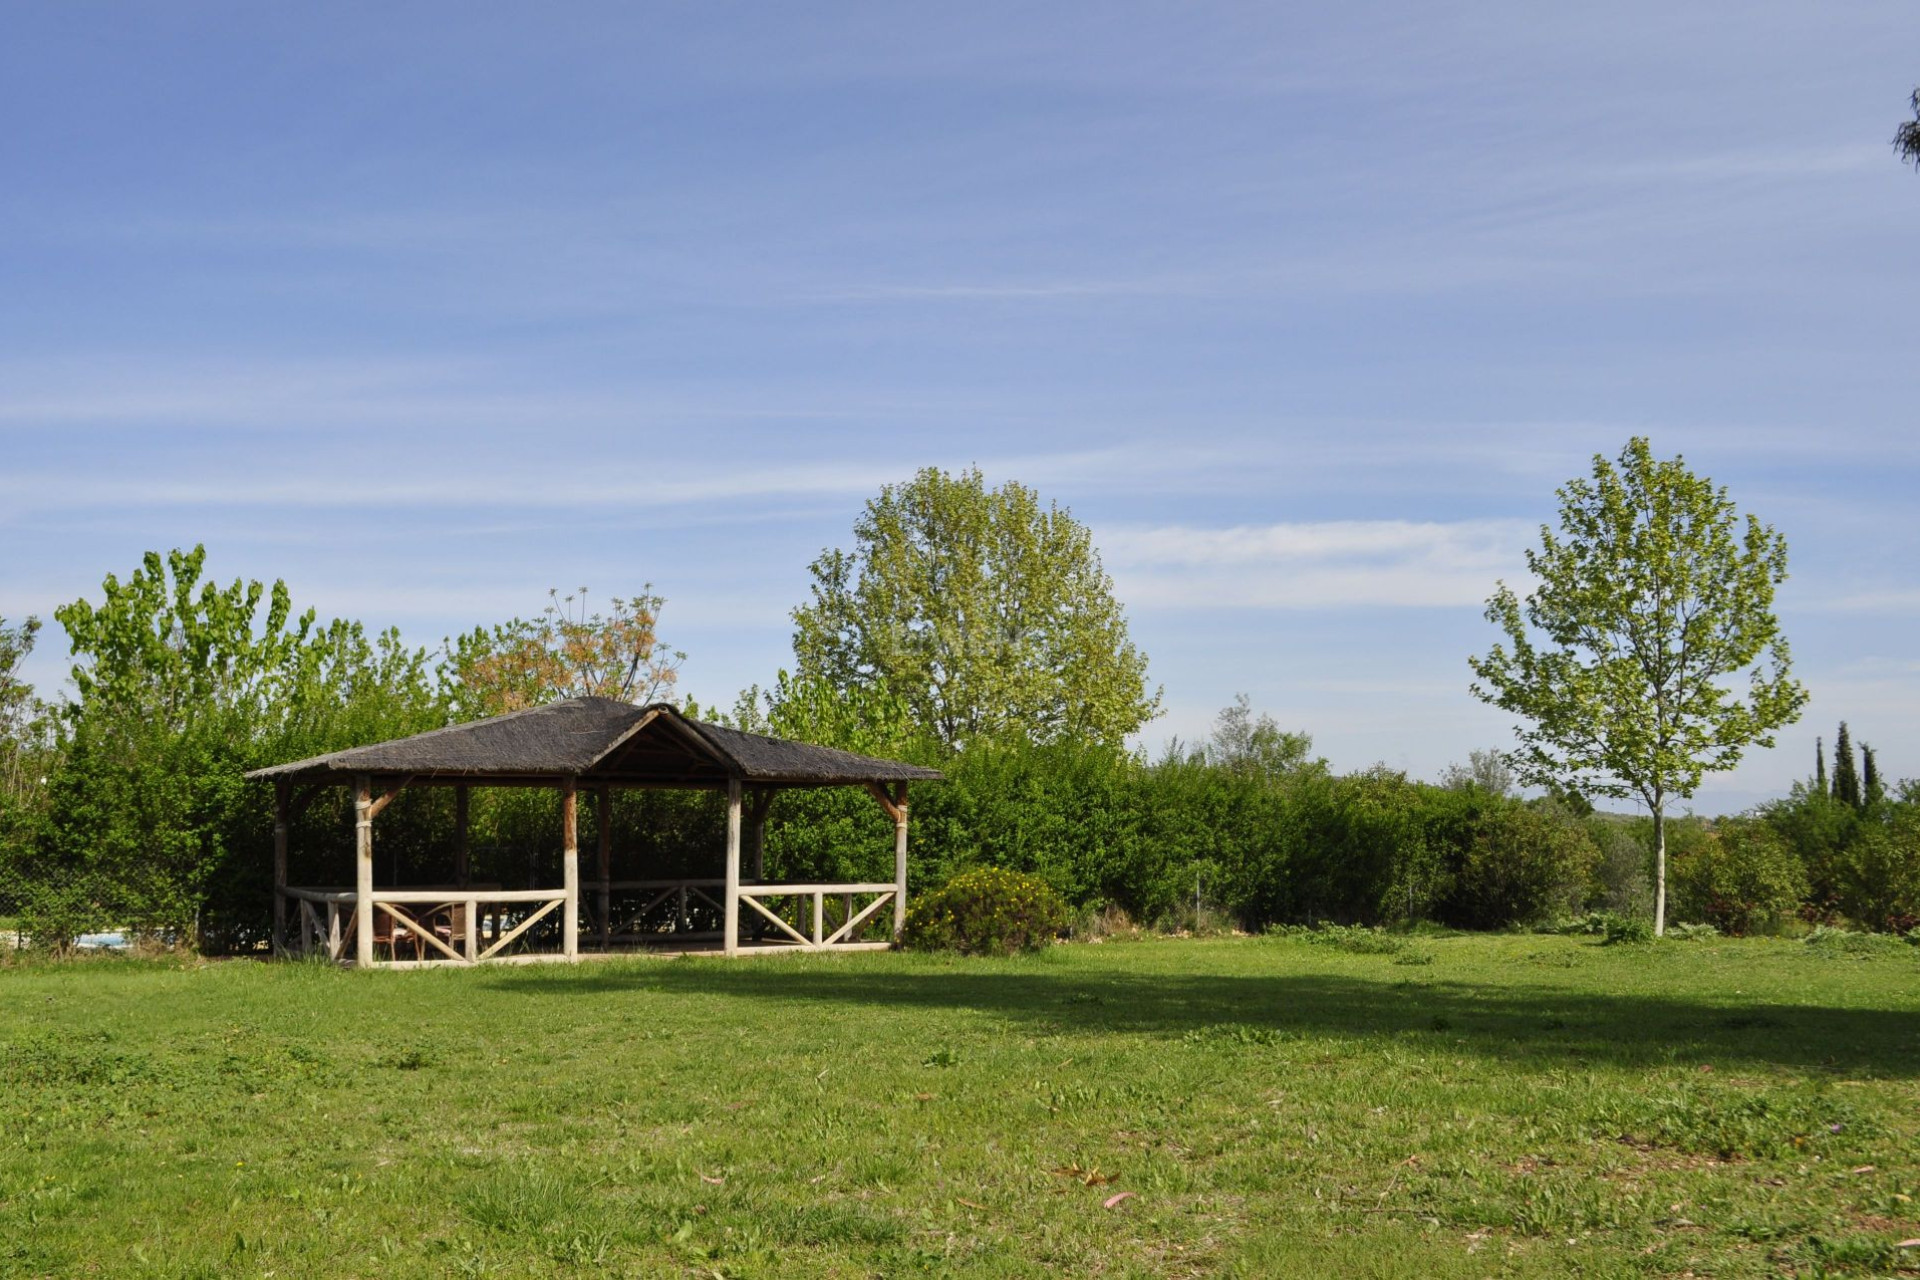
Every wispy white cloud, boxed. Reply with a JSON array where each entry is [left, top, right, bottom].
[[1808, 588, 1920, 615], [1102, 518, 1531, 610]]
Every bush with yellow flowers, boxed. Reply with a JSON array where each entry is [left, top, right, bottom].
[[901, 866, 1068, 955]]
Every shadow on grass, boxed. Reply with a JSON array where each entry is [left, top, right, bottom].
[[483, 952, 1920, 1077]]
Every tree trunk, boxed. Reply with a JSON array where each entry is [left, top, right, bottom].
[[1652, 801, 1667, 937]]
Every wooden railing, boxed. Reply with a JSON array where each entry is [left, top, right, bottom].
[[736, 883, 897, 951], [283, 887, 568, 966], [285, 877, 899, 965]]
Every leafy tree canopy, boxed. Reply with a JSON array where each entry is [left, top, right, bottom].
[[791, 467, 1160, 748], [1440, 748, 1514, 797], [445, 586, 683, 720], [1206, 694, 1317, 779]]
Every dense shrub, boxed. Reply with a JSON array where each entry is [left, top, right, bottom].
[[1670, 818, 1808, 935], [900, 866, 1069, 955], [1433, 800, 1595, 930], [1833, 806, 1920, 932]]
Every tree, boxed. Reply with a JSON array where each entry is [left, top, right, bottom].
[[1468, 438, 1807, 935], [1898, 88, 1920, 169], [446, 587, 683, 720], [0, 617, 47, 801], [1815, 736, 1828, 795], [1440, 748, 1514, 796], [1207, 694, 1315, 779], [1832, 722, 1861, 810], [35, 547, 445, 948], [792, 467, 1160, 747], [1862, 743, 1884, 807], [0, 617, 55, 885]]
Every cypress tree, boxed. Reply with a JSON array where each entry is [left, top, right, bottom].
[[1832, 721, 1861, 809], [1863, 743, 1884, 807], [1815, 736, 1827, 795]]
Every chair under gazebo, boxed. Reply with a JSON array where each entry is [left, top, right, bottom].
[[247, 697, 941, 968]]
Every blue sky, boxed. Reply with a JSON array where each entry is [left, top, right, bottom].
[[4, 3, 1917, 812]]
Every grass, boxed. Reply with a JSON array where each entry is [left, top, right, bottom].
[[2, 934, 1918, 1278]]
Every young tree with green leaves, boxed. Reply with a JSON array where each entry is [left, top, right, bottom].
[[1861, 743, 1884, 808], [1439, 748, 1515, 797], [792, 467, 1160, 748], [1468, 438, 1807, 935], [1207, 694, 1316, 780]]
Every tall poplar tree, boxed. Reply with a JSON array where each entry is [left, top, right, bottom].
[[1862, 743, 1884, 807], [1832, 722, 1861, 809], [1815, 737, 1828, 795], [1469, 438, 1807, 935]]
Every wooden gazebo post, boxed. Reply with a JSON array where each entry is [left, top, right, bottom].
[[892, 782, 910, 939], [561, 778, 579, 962], [723, 777, 743, 956], [354, 773, 374, 969], [272, 780, 290, 955], [596, 785, 612, 947]]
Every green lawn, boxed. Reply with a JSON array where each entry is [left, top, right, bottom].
[[3, 934, 1918, 1278]]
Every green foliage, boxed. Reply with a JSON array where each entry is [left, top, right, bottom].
[[22, 548, 446, 949], [0, 617, 55, 916], [1803, 925, 1908, 956], [1267, 923, 1407, 954], [900, 866, 1069, 955], [1837, 804, 1920, 932], [1204, 694, 1317, 779], [791, 466, 1160, 748], [1601, 913, 1654, 944], [1431, 798, 1595, 930], [1831, 721, 1861, 809], [1670, 817, 1809, 935], [1469, 437, 1806, 935], [1664, 921, 1721, 940]]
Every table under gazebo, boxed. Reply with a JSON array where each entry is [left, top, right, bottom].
[[246, 697, 941, 968]]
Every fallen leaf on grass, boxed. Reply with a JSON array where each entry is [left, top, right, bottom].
[[1897, 1239, 1920, 1249], [1051, 1164, 1114, 1186], [1103, 1191, 1136, 1209], [1850, 1165, 1875, 1174], [956, 1198, 989, 1211], [699, 1173, 725, 1185]]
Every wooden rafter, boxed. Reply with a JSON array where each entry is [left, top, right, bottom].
[[865, 782, 906, 823], [366, 775, 415, 820]]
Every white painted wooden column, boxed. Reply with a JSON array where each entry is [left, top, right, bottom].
[[893, 782, 910, 940], [724, 777, 742, 957], [354, 773, 374, 968], [562, 778, 580, 961]]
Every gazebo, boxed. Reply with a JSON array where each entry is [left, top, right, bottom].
[[246, 697, 942, 968]]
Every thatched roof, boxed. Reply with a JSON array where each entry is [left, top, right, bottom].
[[245, 698, 942, 788]]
